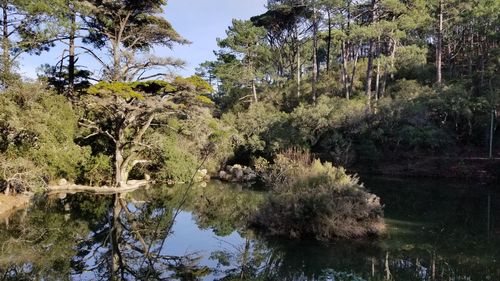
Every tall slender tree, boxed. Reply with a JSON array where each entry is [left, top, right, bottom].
[[436, 0, 443, 86], [216, 20, 269, 103]]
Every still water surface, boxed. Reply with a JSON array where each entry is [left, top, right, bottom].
[[0, 177, 499, 280]]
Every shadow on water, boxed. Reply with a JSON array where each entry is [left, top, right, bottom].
[[0, 178, 499, 280]]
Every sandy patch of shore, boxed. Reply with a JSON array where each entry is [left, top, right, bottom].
[[0, 194, 30, 219]]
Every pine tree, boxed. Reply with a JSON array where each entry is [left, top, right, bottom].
[[83, 0, 189, 82]]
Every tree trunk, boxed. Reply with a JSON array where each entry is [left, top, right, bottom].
[[341, 41, 350, 99], [390, 39, 396, 80], [341, 43, 348, 99], [110, 195, 124, 280], [326, 10, 332, 72], [375, 59, 380, 101], [112, 41, 121, 82], [480, 45, 485, 90], [371, 257, 375, 277], [375, 38, 381, 101], [252, 79, 258, 102], [365, 0, 377, 111], [240, 238, 251, 279], [115, 146, 125, 187], [384, 251, 391, 280], [344, 0, 352, 99], [436, 0, 443, 86], [311, 0, 318, 102], [349, 49, 359, 98], [114, 122, 126, 187], [365, 39, 374, 110], [431, 253, 436, 280], [381, 62, 388, 98], [297, 44, 301, 98], [468, 33, 473, 77], [1, 0, 11, 84], [68, 7, 76, 97]]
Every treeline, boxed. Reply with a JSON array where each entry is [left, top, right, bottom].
[[200, 0, 498, 103], [197, 0, 499, 174]]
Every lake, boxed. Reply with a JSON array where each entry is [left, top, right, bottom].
[[0, 177, 499, 280]]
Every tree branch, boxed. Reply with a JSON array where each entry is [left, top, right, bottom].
[[79, 119, 117, 143]]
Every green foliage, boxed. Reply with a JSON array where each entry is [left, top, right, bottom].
[[0, 82, 89, 182], [223, 102, 290, 155], [396, 125, 450, 150], [394, 45, 427, 72], [195, 95, 215, 105], [1, 0, 498, 190], [87, 81, 145, 99], [0, 205, 89, 279], [0, 0, 65, 86], [290, 96, 366, 146], [90, 77, 215, 99], [88, 78, 213, 101], [184, 182, 265, 236], [174, 75, 214, 93], [79, 153, 113, 186], [38, 64, 93, 95], [154, 134, 199, 182], [84, 0, 187, 50], [387, 79, 432, 100], [317, 131, 355, 166], [214, 19, 270, 100], [147, 107, 238, 176]]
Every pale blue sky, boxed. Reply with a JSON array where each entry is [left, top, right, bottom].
[[19, 0, 267, 79], [164, 0, 267, 77]]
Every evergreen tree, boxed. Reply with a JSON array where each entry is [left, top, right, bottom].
[[0, 0, 59, 86], [216, 20, 269, 103], [83, 0, 189, 82]]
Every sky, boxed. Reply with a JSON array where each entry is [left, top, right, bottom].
[[164, 0, 267, 77], [19, 0, 267, 79]]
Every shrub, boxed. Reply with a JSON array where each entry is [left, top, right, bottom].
[[176, 107, 238, 173], [290, 96, 366, 147], [79, 153, 113, 186], [0, 82, 89, 182], [0, 156, 47, 194], [317, 130, 356, 166], [387, 79, 432, 100], [148, 133, 199, 183], [252, 149, 385, 240], [224, 102, 291, 156]]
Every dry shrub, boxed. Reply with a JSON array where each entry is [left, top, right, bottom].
[[252, 149, 385, 240], [0, 157, 47, 195]]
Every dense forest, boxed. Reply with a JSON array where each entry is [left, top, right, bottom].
[[197, 0, 500, 177]]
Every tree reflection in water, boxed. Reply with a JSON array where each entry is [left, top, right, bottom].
[[0, 190, 210, 280], [71, 193, 210, 280], [0, 180, 499, 281]]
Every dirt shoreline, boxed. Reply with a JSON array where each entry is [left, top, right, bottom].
[[0, 194, 31, 220], [46, 180, 149, 195]]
